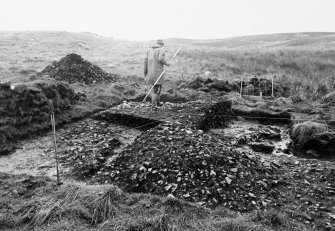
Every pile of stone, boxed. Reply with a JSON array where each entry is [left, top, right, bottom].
[[96, 121, 283, 212], [0, 80, 77, 155], [40, 53, 117, 84]]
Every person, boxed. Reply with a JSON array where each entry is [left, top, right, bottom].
[[144, 39, 170, 106]]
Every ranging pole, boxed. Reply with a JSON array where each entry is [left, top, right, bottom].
[[142, 47, 181, 102], [271, 76, 274, 97], [51, 113, 61, 185], [240, 77, 243, 98]]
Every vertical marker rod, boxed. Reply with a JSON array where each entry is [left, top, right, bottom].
[[272, 76, 274, 97], [240, 77, 243, 98], [51, 113, 60, 185]]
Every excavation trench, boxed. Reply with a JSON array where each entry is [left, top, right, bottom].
[[92, 111, 161, 131], [55, 112, 162, 180]]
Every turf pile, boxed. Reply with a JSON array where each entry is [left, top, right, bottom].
[[40, 53, 117, 84], [0, 80, 77, 155]]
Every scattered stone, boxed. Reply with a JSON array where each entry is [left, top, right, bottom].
[[230, 168, 238, 173]]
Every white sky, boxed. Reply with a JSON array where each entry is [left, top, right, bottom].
[[0, 0, 334, 40]]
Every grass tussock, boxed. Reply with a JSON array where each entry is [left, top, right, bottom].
[[91, 186, 124, 225], [291, 121, 327, 146], [163, 196, 185, 215], [2, 177, 315, 231], [252, 209, 311, 231], [98, 214, 169, 231], [15, 184, 124, 229], [17, 186, 80, 228]]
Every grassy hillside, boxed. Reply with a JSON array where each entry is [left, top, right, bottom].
[[176, 49, 335, 99], [1, 31, 335, 99], [168, 32, 335, 50], [0, 31, 149, 83]]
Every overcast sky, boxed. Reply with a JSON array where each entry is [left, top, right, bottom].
[[0, 0, 334, 40]]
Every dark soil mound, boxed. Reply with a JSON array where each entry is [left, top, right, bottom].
[[40, 53, 117, 84], [186, 77, 232, 93], [235, 78, 290, 97], [198, 100, 235, 131], [185, 76, 290, 97]]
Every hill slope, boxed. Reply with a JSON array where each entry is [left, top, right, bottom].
[[0, 31, 148, 83], [167, 32, 335, 50], [1, 31, 335, 100]]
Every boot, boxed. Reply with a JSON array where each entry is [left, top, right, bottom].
[[151, 93, 158, 106]]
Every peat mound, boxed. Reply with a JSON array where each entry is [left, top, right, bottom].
[[40, 53, 117, 84], [0, 80, 78, 155], [97, 122, 283, 212], [185, 76, 290, 97], [186, 77, 234, 93]]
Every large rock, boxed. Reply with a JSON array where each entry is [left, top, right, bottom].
[[249, 142, 275, 154]]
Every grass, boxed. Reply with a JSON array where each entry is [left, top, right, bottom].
[[176, 49, 335, 99], [91, 187, 124, 224], [0, 173, 315, 231], [0, 31, 332, 230], [1, 31, 335, 100], [291, 121, 327, 147]]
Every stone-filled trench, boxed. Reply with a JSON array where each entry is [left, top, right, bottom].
[[54, 101, 309, 184]]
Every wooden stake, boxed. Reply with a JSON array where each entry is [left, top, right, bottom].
[[240, 77, 243, 98], [272, 76, 274, 97], [51, 113, 61, 185]]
